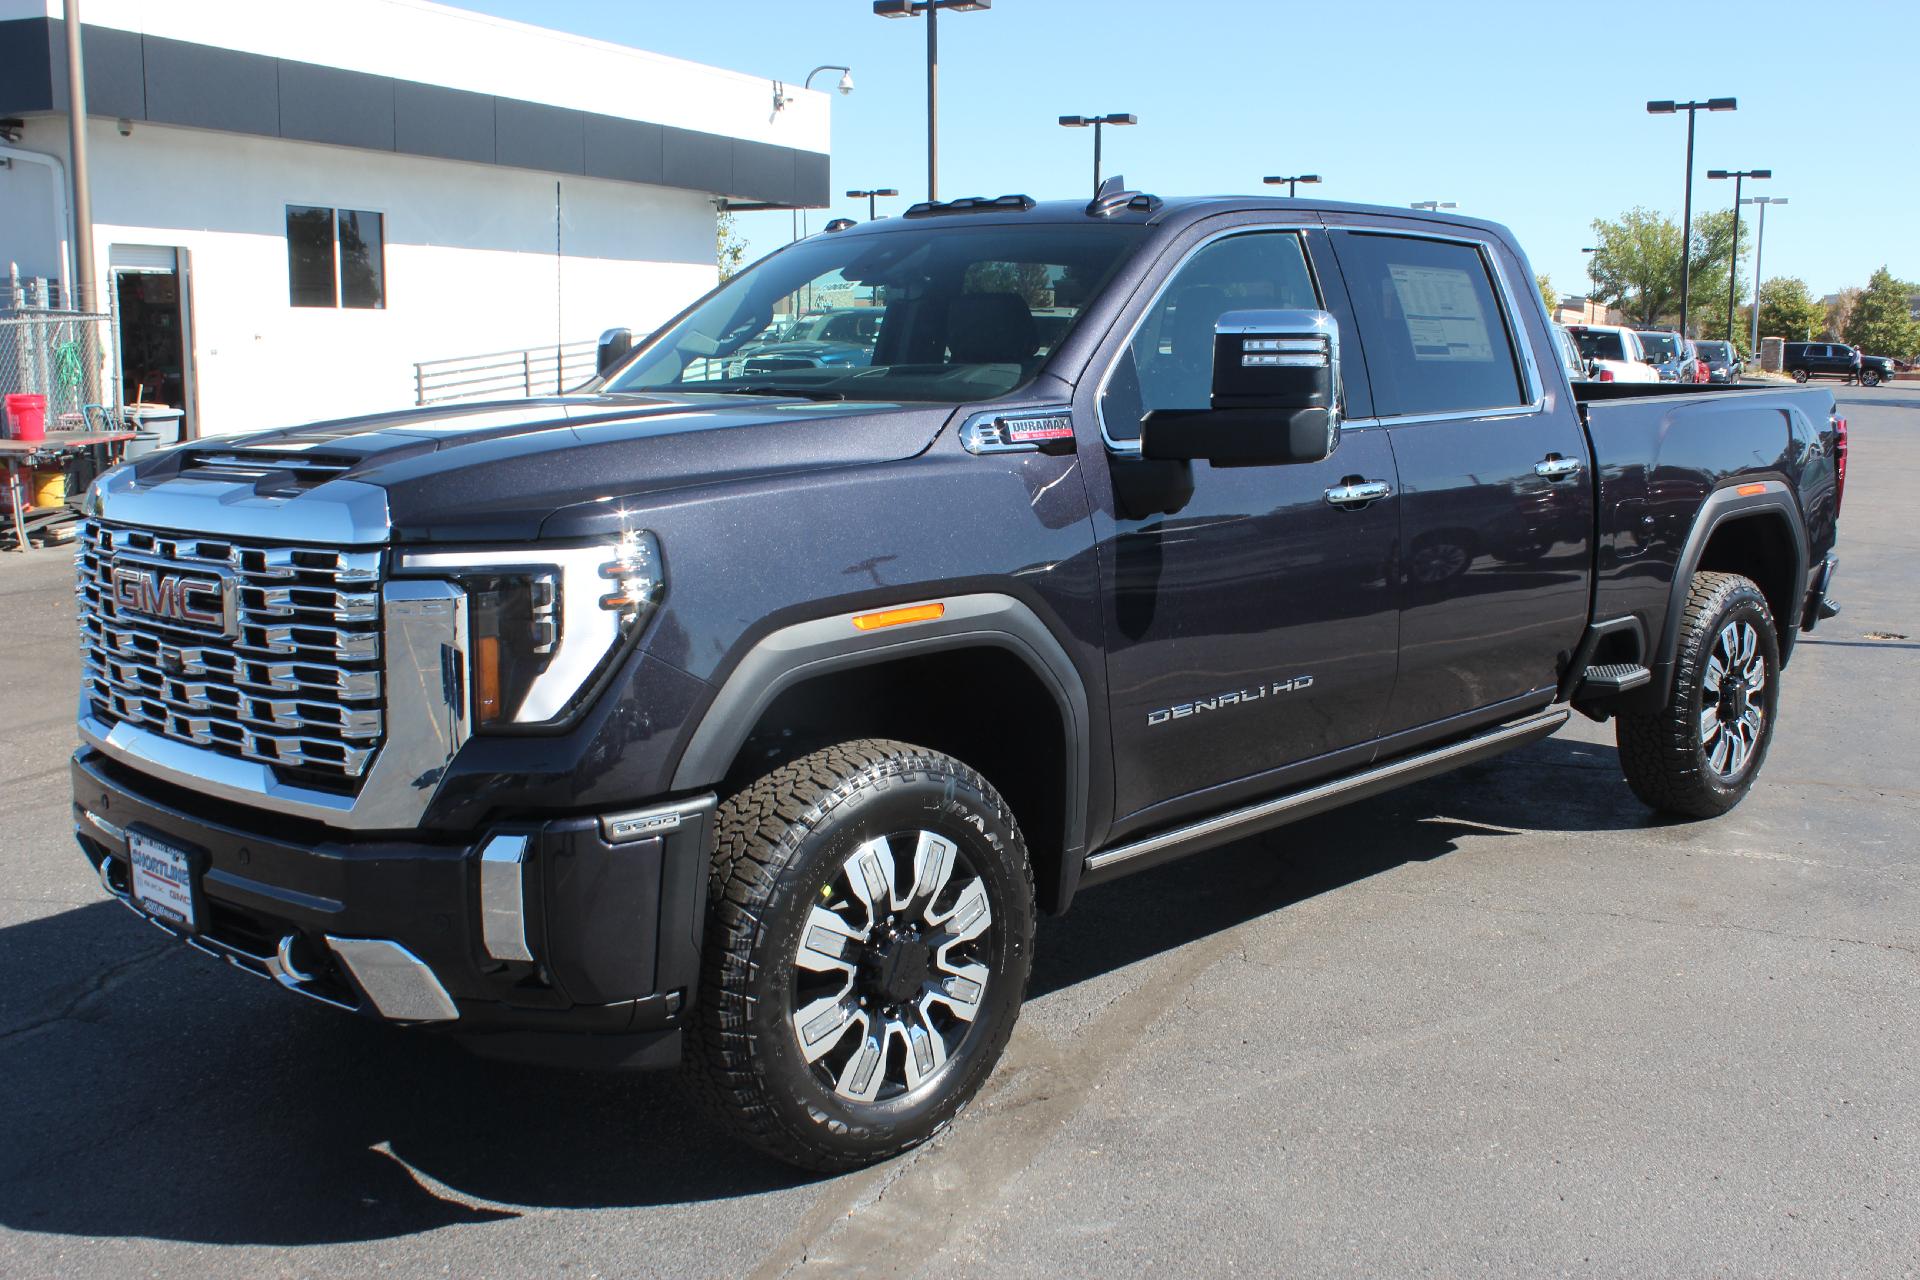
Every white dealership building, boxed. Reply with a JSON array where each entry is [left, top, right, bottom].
[[0, 0, 832, 437]]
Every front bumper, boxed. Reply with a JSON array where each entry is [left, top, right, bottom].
[[72, 746, 713, 1067]]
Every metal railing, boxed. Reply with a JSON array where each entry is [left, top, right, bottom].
[[411, 340, 598, 406]]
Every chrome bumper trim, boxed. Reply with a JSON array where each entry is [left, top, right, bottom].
[[78, 578, 470, 830], [478, 833, 534, 962], [325, 936, 459, 1022]]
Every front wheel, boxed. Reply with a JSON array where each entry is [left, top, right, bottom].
[[1616, 571, 1781, 818], [1862, 370, 1881, 387], [688, 739, 1036, 1172]]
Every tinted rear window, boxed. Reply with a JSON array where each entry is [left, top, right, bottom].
[[1572, 329, 1626, 361]]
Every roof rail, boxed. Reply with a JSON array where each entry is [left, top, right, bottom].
[[902, 194, 1037, 218], [1085, 174, 1161, 217]]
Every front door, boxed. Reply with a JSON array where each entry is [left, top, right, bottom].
[[1086, 226, 1402, 833], [1327, 226, 1593, 736]]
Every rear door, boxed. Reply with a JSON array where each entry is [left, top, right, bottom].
[[1326, 222, 1593, 737]]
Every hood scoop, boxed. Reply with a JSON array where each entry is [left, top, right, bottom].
[[171, 447, 360, 496]]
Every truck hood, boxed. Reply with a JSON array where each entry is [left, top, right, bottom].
[[124, 393, 951, 542]]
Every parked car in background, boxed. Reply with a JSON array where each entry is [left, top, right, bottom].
[[1566, 324, 1660, 383], [1695, 340, 1741, 384], [1550, 324, 1590, 382], [731, 307, 887, 375], [1855, 350, 1898, 387], [1784, 342, 1863, 385], [1635, 330, 1697, 383]]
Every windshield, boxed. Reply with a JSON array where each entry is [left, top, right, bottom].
[[1637, 333, 1680, 362], [1572, 328, 1626, 361], [604, 222, 1146, 403]]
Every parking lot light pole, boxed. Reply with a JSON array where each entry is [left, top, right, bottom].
[[845, 187, 900, 220], [1741, 196, 1787, 354], [1058, 114, 1137, 196], [1647, 97, 1736, 338], [1263, 173, 1320, 198], [1708, 168, 1770, 344], [1410, 200, 1456, 212], [873, 0, 991, 202], [1582, 247, 1600, 321]]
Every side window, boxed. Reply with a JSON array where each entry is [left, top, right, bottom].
[[1334, 233, 1525, 417], [1100, 231, 1318, 441]]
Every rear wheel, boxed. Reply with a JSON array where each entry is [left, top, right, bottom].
[[1616, 571, 1780, 818], [1792, 368, 1809, 382], [688, 739, 1035, 1172]]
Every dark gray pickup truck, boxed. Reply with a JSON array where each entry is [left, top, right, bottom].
[[69, 188, 1845, 1170]]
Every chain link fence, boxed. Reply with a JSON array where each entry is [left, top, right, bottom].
[[1, 309, 120, 429]]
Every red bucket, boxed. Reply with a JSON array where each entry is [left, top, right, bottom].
[[4, 393, 47, 442]]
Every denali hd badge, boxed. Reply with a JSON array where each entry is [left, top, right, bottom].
[[1147, 675, 1313, 726]]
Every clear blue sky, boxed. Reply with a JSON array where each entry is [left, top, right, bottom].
[[458, 0, 1918, 299]]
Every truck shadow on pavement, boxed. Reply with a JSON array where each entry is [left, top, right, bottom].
[[0, 738, 1658, 1245]]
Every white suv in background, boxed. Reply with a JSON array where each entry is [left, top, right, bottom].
[[1566, 324, 1660, 383]]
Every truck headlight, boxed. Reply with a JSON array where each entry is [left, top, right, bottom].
[[399, 531, 663, 729]]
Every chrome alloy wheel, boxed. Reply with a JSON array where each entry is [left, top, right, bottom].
[[791, 830, 993, 1103], [1701, 619, 1767, 779]]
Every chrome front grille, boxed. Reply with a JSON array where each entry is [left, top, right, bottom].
[[77, 520, 386, 790]]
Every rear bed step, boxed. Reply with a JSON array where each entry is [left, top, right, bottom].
[[1576, 663, 1651, 697]]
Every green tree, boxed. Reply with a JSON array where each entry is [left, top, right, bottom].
[[715, 209, 747, 281], [1822, 287, 1860, 342], [1536, 272, 1557, 316], [1588, 206, 1748, 339], [1756, 276, 1825, 343], [1683, 208, 1751, 350], [1843, 266, 1920, 358]]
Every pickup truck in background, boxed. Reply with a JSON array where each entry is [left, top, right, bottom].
[[70, 188, 1845, 1172], [1565, 323, 1661, 383]]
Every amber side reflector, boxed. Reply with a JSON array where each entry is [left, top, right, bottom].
[[852, 602, 946, 631], [1735, 482, 1767, 496], [475, 634, 502, 724]]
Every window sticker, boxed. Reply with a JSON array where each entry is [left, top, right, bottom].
[[1387, 263, 1493, 362]]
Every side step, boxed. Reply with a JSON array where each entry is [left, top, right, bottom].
[[1574, 663, 1651, 699], [1080, 708, 1569, 885]]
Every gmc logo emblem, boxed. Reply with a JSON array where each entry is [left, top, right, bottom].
[[111, 564, 231, 632]]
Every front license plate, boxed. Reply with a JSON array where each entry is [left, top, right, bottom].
[[129, 829, 198, 930]]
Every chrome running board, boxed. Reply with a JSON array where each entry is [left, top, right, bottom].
[[1081, 708, 1569, 883]]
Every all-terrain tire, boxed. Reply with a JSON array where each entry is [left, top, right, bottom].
[[686, 739, 1036, 1172], [1616, 571, 1781, 818]]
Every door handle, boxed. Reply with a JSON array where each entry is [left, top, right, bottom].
[[1534, 455, 1583, 480], [1324, 479, 1393, 507]]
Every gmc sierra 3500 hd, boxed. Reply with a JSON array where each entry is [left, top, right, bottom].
[[69, 185, 1845, 1172]]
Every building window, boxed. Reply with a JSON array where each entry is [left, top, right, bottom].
[[286, 206, 385, 309]]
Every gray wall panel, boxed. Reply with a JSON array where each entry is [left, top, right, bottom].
[[496, 97, 584, 175], [393, 80, 494, 165], [583, 113, 662, 186], [143, 36, 278, 136], [794, 149, 831, 207], [662, 127, 731, 197], [279, 61, 394, 151], [730, 138, 795, 205], [42, 19, 145, 121], [0, 19, 55, 116]]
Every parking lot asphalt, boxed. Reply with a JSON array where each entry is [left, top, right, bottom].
[[1, 384, 1914, 1278]]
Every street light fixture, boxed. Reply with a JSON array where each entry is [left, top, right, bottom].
[[1646, 96, 1736, 337], [846, 187, 900, 220], [1740, 195, 1788, 354], [1058, 113, 1137, 196], [1707, 167, 1770, 344], [804, 65, 856, 94], [1410, 200, 1456, 212], [873, 0, 991, 202], [1263, 173, 1321, 198]]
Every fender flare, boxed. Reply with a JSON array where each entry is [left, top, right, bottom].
[[669, 593, 1092, 864], [1648, 480, 1808, 705]]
